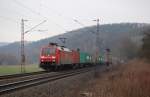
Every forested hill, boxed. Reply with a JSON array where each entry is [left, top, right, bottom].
[[0, 42, 9, 47], [0, 23, 149, 65]]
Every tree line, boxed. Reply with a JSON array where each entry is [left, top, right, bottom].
[[140, 28, 150, 60]]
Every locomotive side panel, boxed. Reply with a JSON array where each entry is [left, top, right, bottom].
[[59, 50, 72, 65], [72, 50, 80, 65]]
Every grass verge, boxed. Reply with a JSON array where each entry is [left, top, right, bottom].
[[0, 64, 42, 75]]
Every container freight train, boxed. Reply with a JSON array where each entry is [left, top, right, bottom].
[[39, 43, 104, 71]]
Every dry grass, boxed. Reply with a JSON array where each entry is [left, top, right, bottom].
[[74, 59, 150, 97]]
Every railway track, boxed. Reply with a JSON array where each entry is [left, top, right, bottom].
[[0, 71, 46, 80], [0, 67, 93, 95]]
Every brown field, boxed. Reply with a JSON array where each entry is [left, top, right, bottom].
[[72, 59, 150, 97]]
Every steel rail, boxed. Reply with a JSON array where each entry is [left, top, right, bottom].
[[0, 71, 46, 80], [0, 67, 92, 95]]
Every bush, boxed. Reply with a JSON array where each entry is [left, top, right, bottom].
[[140, 28, 150, 60]]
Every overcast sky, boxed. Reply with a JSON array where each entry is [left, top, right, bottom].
[[0, 0, 150, 42]]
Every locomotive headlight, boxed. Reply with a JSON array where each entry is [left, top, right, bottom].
[[52, 56, 56, 59], [41, 56, 45, 59]]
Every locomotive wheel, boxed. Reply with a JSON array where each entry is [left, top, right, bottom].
[[80, 64, 84, 68], [45, 68, 51, 72], [53, 66, 58, 71], [72, 64, 76, 69]]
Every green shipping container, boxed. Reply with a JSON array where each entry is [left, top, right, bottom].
[[80, 52, 91, 63], [97, 55, 104, 64]]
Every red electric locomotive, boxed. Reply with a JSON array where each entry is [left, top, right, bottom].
[[40, 43, 80, 71]]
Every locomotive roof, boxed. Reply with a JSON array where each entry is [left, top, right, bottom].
[[57, 46, 72, 52], [42, 44, 72, 52]]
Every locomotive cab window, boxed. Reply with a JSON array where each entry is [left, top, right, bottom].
[[42, 47, 55, 56]]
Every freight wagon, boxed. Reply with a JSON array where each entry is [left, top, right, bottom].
[[97, 55, 105, 65], [80, 52, 92, 66]]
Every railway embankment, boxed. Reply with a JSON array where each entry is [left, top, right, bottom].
[[0, 66, 101, 97], [71, 59, 150, 97]]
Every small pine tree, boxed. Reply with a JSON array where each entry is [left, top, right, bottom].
[[141, 29, 150, 59]]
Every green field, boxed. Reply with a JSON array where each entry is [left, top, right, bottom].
[[0, 64, 43, 75]]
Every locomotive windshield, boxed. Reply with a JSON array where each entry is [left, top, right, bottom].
[[42, 47, 55, 56]]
